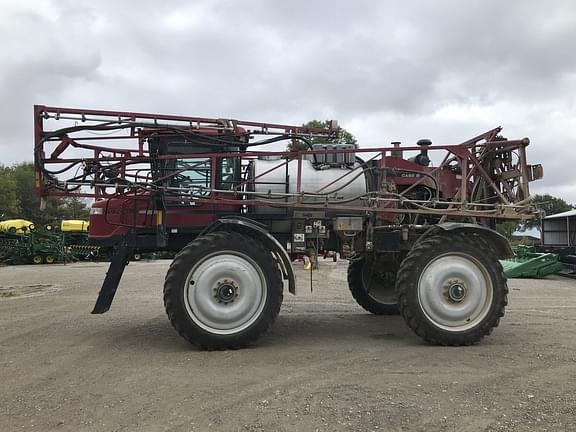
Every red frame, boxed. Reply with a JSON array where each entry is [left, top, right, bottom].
[[34, 105, 541, 223]]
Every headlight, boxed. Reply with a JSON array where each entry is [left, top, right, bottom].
[[90, 207, 104, 215]]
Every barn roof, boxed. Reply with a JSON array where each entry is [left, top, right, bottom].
[[544, 209, 576, 219]]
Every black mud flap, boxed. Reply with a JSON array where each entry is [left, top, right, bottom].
[[91, 245, 134, 314]]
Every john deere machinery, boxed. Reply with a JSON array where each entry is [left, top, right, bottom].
[[0, 220, 62, 264], [0, 219, 96, 264]]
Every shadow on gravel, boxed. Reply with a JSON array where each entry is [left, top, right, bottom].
[[86, 313, 421, 353], [263, 313, 420, 348], [90, 316, 194, 353]]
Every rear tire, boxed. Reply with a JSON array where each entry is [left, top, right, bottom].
[[348, 257, 399, 315], [164, 231, 283, 350], [32, 255, 43, 264], [45, 255, 55, 264], [397, 231, 508, 346]]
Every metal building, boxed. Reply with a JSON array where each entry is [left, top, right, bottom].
[[541, 209, 576, 247]]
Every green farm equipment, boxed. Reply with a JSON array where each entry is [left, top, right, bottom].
[[0, 219, 98, 264], [57, 220, 101, 260], [0, 228, 64, 264], [500, 246, 563, 278]]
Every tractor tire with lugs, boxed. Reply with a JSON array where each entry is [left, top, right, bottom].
[[396, 231, 508, 346], [163, 231, 283, 350]]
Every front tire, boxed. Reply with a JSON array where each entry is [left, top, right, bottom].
[[164, 231, 283, 350], [397, 231, 508, 346]]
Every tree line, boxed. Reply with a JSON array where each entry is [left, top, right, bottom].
[[0, 162, 89, 225]]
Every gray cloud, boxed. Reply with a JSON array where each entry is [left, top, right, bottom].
[[0, 0, 575, 202]]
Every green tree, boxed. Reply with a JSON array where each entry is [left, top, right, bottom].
[[0, 162, 90, 225], [523, 193, 574, 231], [287, 120, 357, 152], [63, 197, 90, 219], [496, 221, 518, 240], [11, 162, 43, 222], [0, 165, 20, 218]]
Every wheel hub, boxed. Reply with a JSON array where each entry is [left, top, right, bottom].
[[214, 279, 239, 304], [445, 279, 467, 303]]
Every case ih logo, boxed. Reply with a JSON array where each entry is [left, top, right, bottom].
[[398, 172, 423, 178]]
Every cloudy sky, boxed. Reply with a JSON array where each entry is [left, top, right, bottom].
[[1, 0, 575, 202]]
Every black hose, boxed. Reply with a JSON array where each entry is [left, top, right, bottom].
[[41, 122, 318, 149]]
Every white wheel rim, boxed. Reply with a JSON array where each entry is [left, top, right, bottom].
[[184, 251, 267, 335], [417, 253, 493, 332]]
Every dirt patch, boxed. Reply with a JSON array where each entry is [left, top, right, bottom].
[[0, 284, 61, 298]]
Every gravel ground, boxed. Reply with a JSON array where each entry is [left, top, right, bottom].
[[1, 259, 576, 431]]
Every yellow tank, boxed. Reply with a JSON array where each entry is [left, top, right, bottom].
[[0, 219, 35, 234], [60, 220, 90, 232]]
